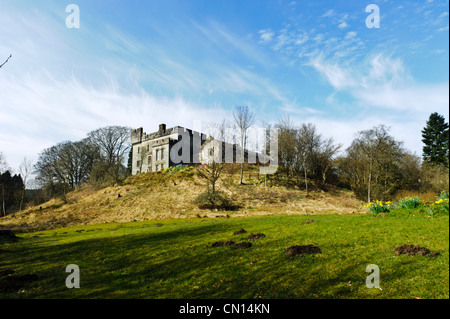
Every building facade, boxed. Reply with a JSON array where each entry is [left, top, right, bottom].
[[131, 124, 270, 175], [131, 124, 208, 175]]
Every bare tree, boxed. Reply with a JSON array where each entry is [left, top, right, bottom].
[[275, 116, 297, 178], [296, 123, 322, 196], [340, 125, 403, 203], [313, 137, 342, 185], [18, 157, 33, 211], [232, 106, 255, 184], [0, 152, 8, 173], [35, 139, 100, 191], [87, 126, 131, 181]]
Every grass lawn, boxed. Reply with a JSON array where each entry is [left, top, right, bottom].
[[0, 210, 448, 299]]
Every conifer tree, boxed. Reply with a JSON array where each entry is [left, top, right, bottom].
[[421, 112, 449, 167]]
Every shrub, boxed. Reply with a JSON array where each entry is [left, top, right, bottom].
[[365, 200, 391, 214], [396, 196, 421, 209], [426, 190, 449, 216], [437, 190, 449, 200], [193, 191, 240, 211]]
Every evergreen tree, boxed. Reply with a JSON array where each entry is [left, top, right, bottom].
[[0, 171, 25, 216], [421, 112, 449, 167]]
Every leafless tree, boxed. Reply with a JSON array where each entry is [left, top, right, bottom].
[[233, 106, 255, 184], [275, 116, 297, 178], [296, 123, 322, 196], [35, 139, 100, 191], [0, 152, 8, 173], [87, 126, 131, 181], [18, 157, 33, 211], [340, 125, 403, 203]]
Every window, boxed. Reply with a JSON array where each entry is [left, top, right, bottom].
[[209, 148, 214, 156], [156, 150, 160, 160], [161, 149, 165, 159], [136, 160, 140, 167], [156, 165, 159, 171], [161, 164, 164, 170], [148, 155, 152, 165], [146, 145, 149, 151], [137, 147, 140, 154]]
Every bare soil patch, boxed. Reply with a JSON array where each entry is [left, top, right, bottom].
[[284, 245, 322, 257], [234, 242, 252, 249], [394, 244, 440, 257], [0, 274, 38, 292], [233, 229, 247, 235], [247, 233, 266, 240]]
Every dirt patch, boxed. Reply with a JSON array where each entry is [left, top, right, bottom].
[[209, 240, 252, 249], [210, 240, 236, 247], [0, 274, 39, 292], [233, 229, 247, 235], [394, 244, 440, 257], [234, 242, 252, 249], [248, 233, 266, 240], [284, 245, 322, 257], [304, 220, 317, 224]]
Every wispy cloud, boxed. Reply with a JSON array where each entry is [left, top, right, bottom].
[[309, 53, 449, 117]]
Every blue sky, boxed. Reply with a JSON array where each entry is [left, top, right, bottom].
[[0, 0, 448, 174]]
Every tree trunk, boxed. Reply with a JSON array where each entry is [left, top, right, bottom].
[[304, 167, 309, 196], [2, 185, 5, 216], [240, 163, 244, 184]]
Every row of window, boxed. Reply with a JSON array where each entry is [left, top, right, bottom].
[[137, 146, 165, 160]]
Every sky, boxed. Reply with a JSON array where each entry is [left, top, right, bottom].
[[0, 0, 449, 175]]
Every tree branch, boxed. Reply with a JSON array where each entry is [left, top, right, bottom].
[[0, 54, 12, 69]]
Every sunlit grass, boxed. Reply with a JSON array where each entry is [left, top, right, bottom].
[[1, 211, 448, 299]]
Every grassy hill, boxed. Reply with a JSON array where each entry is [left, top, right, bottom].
[[0, 166, 448, 299], [0, 165, 365, 232]]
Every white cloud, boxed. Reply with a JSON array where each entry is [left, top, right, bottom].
[[345, 31, 357, 39], [321, 9, 335, 18], [309, 54, 449, 119], [259, 29, 275, 43], [338, 21, 349, 29]]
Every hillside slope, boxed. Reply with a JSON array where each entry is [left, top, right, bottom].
[[0, 166, 365, 232]]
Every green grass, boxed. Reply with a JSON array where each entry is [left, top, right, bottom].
[[0, 212, 448, 299]]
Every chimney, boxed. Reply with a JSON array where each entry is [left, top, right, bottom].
[[159, 123, 166, 133]]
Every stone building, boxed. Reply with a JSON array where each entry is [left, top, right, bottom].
[[131, 124, 271, 175], [131, 124, 208, 175]]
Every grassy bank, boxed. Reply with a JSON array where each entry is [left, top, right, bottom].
[[1, 211, 448, 299]]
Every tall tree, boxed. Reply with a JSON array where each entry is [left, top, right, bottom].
[[275, 116, 297, 178], [0, 171, 24, 216], [87, 126, 131, 181], [232, 106, 255, 184], [18, 157, 33, 211], [421, 112, 449, 167], [0, 152, 8, 173], [296, 123, 322, 196], [339, 125, 403, 203], [34, 139, 99, 191]]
